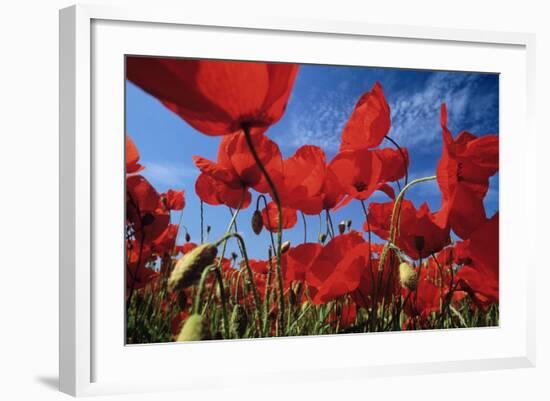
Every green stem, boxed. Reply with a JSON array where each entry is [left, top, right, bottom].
[[379, 176, 436, 272], [214, 190, 245, 338], [384, 134, 409, 186], [301, 211, 307, 243], [256, 194, 276, 252], [262, 248, 274, 336], [242, 126, 285, 335], [193, 265, 215, 314], [200, 201, 204, 244], [216, 232, 262, 335]]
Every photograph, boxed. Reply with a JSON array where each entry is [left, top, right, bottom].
[[124, 57, 499, 344]]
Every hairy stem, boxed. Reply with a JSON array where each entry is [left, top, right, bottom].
[[242, 126, 286, 335]]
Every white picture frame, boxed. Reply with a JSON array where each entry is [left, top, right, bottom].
[[59, 4, 536, 397]]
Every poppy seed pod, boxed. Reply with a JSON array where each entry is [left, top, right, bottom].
[[338, 221, 346, 235], [168, 243, 218, 292], [176, 314, 208, 342], [281, 241, 291, 253], [229, 304, 248, 338], [399, 262, 418, 291], [251, 210, 263, 235]]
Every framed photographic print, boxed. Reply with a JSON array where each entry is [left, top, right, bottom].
[[59, 4, 536, 396]]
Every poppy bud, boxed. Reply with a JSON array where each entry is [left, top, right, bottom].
[[281, 241, 291, 253], [176, 314, 208, 342], [251, 210, 263, 235], [318, 233, 327, 244], [231, 252, 238, 261], [346, 219, 352, 229], [168, 243, 218, 292], [399, 262, 418, 291], [185, 232, 191, 242], [229, 304, 248, 338], [206, 225, 211, 234], [338, 221, 346, 235]]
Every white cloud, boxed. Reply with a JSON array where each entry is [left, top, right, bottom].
[[281, 72, 498, 157], [389, 73, 498, 151], [282, 89, 355, 154], [141, 161, 198, 188]]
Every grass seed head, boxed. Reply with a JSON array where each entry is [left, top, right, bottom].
[[399, 262, 418, 291], [168, 243, 217, 292], [176, 314, 208, 342], [229, 304, 248, 338]]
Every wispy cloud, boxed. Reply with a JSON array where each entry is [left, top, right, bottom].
[[389, 72, 499, 151], [141, 161, 198, 189], [279, 71, 498, 156], [282, 89, 355, 154]]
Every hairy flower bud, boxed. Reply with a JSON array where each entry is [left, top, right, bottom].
[[176, 314, 208, 342], [399, 262, 418, 291], [251, 210, 264, 235], [168, 243, 218, 292], [338, 221, 346, 235], [318, 233, 327, 244], [185, 232, 191, 242], [229, 304, 248, 338], [281, 241, 291, 253]]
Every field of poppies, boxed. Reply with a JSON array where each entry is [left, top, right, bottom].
[[125, 58, 499, 344]]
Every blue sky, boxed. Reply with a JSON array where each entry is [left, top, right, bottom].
[[125, 63, 499, 259]]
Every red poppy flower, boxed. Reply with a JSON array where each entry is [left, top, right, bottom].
[[247, 259, 269, 275], [367, 200, 450, 259], [402, 289, 441, 328], [402, 264, 442, 323], [373, 147, 409, 184], [162, 189, 185, 211], [306, 232, 370, 304], [193, 131, 283, 208], [195, 173, 251, 209], [456, 213, 499, 306], [353, 253, 400, 309], [281, 242, 323, 284], [222, 130, 284, 195], [279, 145, 345, 215], [126, 57, 299, 136], [126, 175, 170, 242], [328, 149, 383, 208], [126, 241, 158, 291], [236, 259, 270, 303], [328, 302, 357, 329], [152, 224, 179, 255], [436, 103, 499, 239], [176, 242, 198, 255], [340, 82, 390, 151], [261, 201, 297, 232], [126, 135, 144, 174]]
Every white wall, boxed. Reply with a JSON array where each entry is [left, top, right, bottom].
[[0, 0, 547, 399]]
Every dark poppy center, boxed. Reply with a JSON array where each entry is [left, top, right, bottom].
[[354, 181, 367, 192], [414, 236, 425, 253]]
